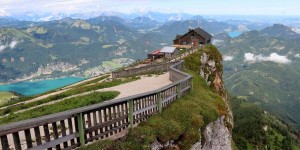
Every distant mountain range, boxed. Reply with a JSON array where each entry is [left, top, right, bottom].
[[0, 15, 236, 82], [0, 17, 161, 82], [218, 24, 300, 129]]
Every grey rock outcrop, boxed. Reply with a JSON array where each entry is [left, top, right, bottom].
[[191, 116, 232, 150]]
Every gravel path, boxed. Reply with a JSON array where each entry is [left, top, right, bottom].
[[97, 73, 172, 99]]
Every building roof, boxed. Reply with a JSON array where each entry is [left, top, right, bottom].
[[193, 27, 212, 40], [160, 46, 177, 53], [175, 35, 182, 40], [173, 27, 212, 41], [150, 49, 161, 55]]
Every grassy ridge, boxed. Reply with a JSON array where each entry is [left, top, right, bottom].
[[0, 76, 139, 116], [79, 69, 226, 150], [0, 91, 119, 125]]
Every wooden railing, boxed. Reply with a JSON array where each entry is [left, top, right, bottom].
[[112, 48, 198, 79], [111, 62, 175, 79], [0, 60, 192, 150]]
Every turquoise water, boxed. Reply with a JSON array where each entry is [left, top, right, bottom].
[[0, 77, 85, 96], [228, 31, 242, 38]]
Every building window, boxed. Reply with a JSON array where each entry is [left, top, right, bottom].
[[191, 33, 195, 38], [199, 41, 204, 45], [183, 42, 187, 45]]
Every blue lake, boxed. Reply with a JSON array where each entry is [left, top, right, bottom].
[[228, 31, 242, 38], [0, 77, 85, 96]]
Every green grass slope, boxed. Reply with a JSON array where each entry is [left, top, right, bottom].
[[0, 92, 18, 106], [232, 97, 300, 150], [224, 61, 300, 129]]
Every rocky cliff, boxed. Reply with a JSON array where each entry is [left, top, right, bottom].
[[185, 45, 233, 150]]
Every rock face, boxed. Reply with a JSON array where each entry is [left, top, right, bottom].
[[191, 116, 232, 150], [196, 51, 233, 150], [151, 140, 179, 150]]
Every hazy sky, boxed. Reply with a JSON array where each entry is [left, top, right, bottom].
[[1, 0, 300, 16]]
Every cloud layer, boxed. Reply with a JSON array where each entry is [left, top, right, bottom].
[[0, 40, 18, 52], [295, 54, 300, 58], [223, 55, 234, 61], [1, 0, 300, 17], [0, 45, 6, 52], [9, 40, 18, 49], [244, 53, 291, 64]]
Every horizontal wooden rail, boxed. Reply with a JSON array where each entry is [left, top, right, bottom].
[[112, 62, 176, 78], [0, 60, 192, 150]]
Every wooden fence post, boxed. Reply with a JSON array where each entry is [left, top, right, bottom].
[[129, 100, 134, 128], [1, 135, 9, 150], [177, 83, 182, 98], [76, 113, 85, 146], [158, 92, 162, 113]]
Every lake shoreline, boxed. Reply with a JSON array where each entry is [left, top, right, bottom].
[[0, 75, 85, 85], [0, 77, 85, 96]]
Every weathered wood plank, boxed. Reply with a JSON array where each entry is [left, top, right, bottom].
[[52, 122, 61, 150], [133, 103, 157, 116], [43, 124, 51, 150], [103, 108, 108, 137], [74, 115, 81, 144], [67, 118, 75, 146], [28, 133, 76, 150], [162, 94, 177, 104], [12, 132, 22, 150], [60, 120, 68, 148], [86, 113, 93, 138], [85, 123, 129, 143], [98, 109, 104, 139], [62, 143, 80, 150], [85, 115, 128, 133], [1, 135, 9, 150], [24, 129, 33, 148], [34, 127, 42, 145], [134, 111, 157, 122], [92, 111, 99, 137], [112, 106, 117, 134]]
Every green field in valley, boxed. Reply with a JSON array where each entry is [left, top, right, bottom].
[[0, 92, 17, 106]]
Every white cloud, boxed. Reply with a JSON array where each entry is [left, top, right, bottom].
[[0, 45, 6, 52], [9, 40, 18, 49], [223, 55, 234, 61], [244, 52, 291, 64], [244, 53, 256, 62], [38, 15, 54, 22], [295, 54, 300, 58]]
